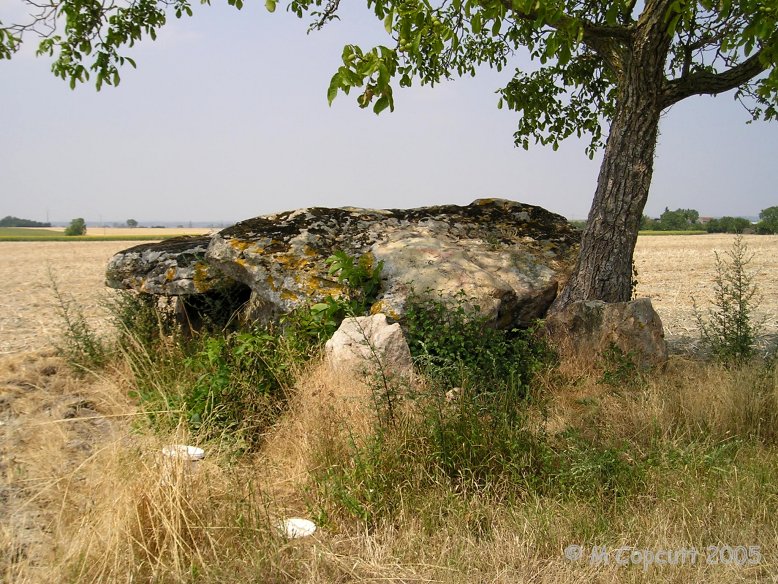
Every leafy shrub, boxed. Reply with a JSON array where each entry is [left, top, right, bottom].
[[325, 250, 383, 312], [279, 250, 385, 345], [64, 217, 87, 236], [179, 330, 289, 444], [284, 296, 355, 344], [403, 289, 551, 394], [310, 291, 568, 527], [694, 235, 761, 363]]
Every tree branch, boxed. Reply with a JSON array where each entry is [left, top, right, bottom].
[[498, 0, 633, 75], [661, 50, 767, 108]]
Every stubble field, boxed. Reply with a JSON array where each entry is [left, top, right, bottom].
[[634, 233, 778, 349], [0, 241, 137, 355], [1, 234, 776, 355]]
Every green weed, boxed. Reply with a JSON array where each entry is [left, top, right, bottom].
[[694, 235, 762, 363], [50, 270, 107, 372]]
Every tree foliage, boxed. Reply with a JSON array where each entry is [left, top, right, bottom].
[[656, 207, 701, 230], [706, 215, 752, 233], [64, 217, 87, 236], [648, 207, 701, 230], [757, 205, 778, 234]]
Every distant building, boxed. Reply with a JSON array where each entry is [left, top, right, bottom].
[[699, 216, 714, 225]]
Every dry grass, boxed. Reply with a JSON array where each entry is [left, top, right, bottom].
[[4, 353, 777, 583], [260, 360, 377, 497], [0, 350, 135, 582]]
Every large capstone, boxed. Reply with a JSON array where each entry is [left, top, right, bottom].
[[106, 199, 580, 328]]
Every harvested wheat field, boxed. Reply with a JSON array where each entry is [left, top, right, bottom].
[[634, 233, 778, 350], [0, 242, 138, 355]]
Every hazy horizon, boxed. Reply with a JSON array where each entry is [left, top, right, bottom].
[[3, 203, 768, 228]]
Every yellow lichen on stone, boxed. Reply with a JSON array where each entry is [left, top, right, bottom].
[[165, 267, 176, 282], [280, 289, 299, 301], [297, 271, 342, 299], [228, 239, 251, 253], [192, 262, 212, 293], [274, 253, 310, 271], [370, 300, 400, 321]]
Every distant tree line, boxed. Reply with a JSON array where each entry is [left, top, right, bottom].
[[573, 206, 778, 234], [0, 216, 51, 227], [756, 206, 778, 234], [640, 208, 702, 231], [636, 206, 778, 234]]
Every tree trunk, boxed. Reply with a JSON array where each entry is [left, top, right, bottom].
[[551, 1, 672, 312], [551, 89, 661, 309]]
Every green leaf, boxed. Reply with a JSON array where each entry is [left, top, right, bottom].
[[327, 72, 341, 105], [373, 94, 390, 114], [471, 12, 482, 34], [265, 0, 277, 13], [384, 10, 393, 34]]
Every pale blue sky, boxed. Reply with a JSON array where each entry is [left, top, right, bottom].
[[1, 1, 776, 224]]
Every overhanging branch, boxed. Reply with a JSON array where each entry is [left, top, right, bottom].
[[497, 0, 633, 76], [661, 50, 767, 108]]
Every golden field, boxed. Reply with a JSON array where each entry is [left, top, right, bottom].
[[633, 233, 778, 348], [0, 241, 140, 355], [35, 226, 214, 237]]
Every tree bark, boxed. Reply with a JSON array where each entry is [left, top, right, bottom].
[[551, 0, 672, 312]]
